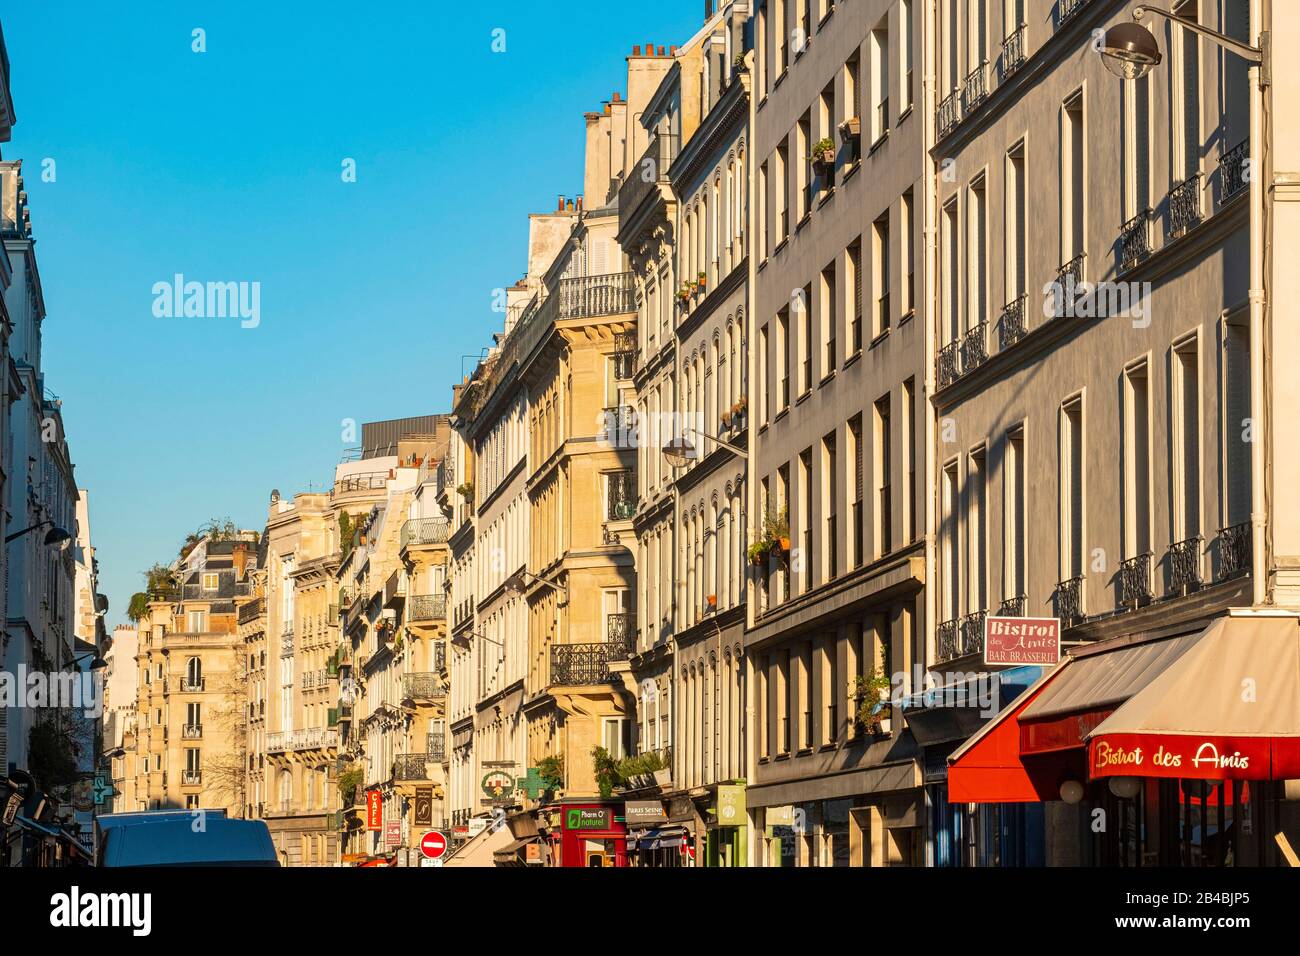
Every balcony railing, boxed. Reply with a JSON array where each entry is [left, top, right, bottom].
[[998, 295, 1028, 350], [937, 89, 961, 140], [182, 724, 203, 740], [1167, 535, 1202, 595], [266, 728, 338, 753], [997, 594, 1027, 617], [427, 733, 447, 762], [606, 612, 634, 644], [182, 771, 202, 786], [961, 322, 988, 373], [1220, 139, 1249, 204], [601, 406, 636, 449], [393, 753, 434, 782], [1057, 0, 1091, 29], [960, 610, 987, 658], [936, 619, 960, 663], [961, 62, 988, 114], [401, 672, 447, 702], [1120, 210, 1152, 272], [400, 517, 450, 549], [1167, 173, 1203, 239], [1054, 575, 1084, 624], [179, 678, 205, 693], [1218, 522, 1251, 580], [937, 341, 962, 389], [550, 639, 631, 686], [1000, 24, 1027, 80], [618, 133, 679, 223], [333, 471, 390, 495], [407, 594, 447, 623], [1119, 553, 1153, 608], [1052, 254, 1086, 316], [238, 597, 265, 625], [281, 630, 294, 658]]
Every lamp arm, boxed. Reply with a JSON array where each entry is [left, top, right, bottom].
[[1134, 5, 1263, 64], [686, 428, 750, 460]]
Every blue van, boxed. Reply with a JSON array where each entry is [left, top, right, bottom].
[[96, 811, 279, 867]]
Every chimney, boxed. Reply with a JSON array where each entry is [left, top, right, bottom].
[[576, 196, 584, 212], [557, 195, 566, 212], [612, 91, 621, 103], [632, 45, 641, 56], [658, 46, 666, 56], [232, 543, 248, 578]]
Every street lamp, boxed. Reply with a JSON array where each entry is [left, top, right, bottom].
[[4, 520, 72, 545], [661, 429, 748, 470], [70, 650, 108, 672], [1098, 6, 1265, 80]]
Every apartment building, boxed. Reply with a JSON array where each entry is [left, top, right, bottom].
[[746, 0, 928, 867], [936, 0, 1300, 868], [102, 624, 139, 815], [126, 536, 258, 816], [258, 491, 341, 866], [618, 2, 753, 867], [443, 398, 478, 840]]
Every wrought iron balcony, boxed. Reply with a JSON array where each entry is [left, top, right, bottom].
[[998, 295, 1028, 350], [1000, 24, 1026, 80], [937, 341, 962, 389], [407, 593, 447, 623], [1052, 254, 1086, 316], [1119, 553, 1153, 608], [937, 90, 961, 140], [618, 133, 679, 223], [1218, 522, 1251, 580], [601, 406, 637, 448], [550, 640, 630, 686], [393, 753, 434, 782], [961, 62, 988, 114], [1167, 173, 1203, 239], [936, 619, 960, 663], [182, 771, 202, 786], [179, 678, 205, 692], [1167, 535, 1203, 595], [1057, 0, 1091, 29], [281, 630, 294, 658], [1120, 209, 1152, 272], [400, 517, 450, 549], [1054, 575, 1084, 623], [238, 597, 265, 625], [182, 724, 203, 740], [607, 612, 634, 644], [960, 610, 987, 657], [427, 733, 447, 762], [997, 594, 1027, 617], [401, 672, 447, 702], [1220, 139, 1249, 204], [961, 322, 988, 373]]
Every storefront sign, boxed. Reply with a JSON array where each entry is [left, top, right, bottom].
[[481, 770, 515, 801], [716, 784, 746, 826], [366, 789, 382, 831], [624, 800, 668, 826], [385, 820, 401, 847], [525, 842, 543, 864], [984, 616, 1060, 666], [1089, 733, 1282, 781], [413, 787, 433, 827], [766, 804, 795, 826], [564, 807, 613, 831]]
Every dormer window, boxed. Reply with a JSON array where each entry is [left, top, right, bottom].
[[202, 572, 219, 591]]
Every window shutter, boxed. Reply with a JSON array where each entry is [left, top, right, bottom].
[[1226, 327, 1252, 525], [1181, 349, 1201, 536]]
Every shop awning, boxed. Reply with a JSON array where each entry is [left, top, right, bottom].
[[1087, 613, 1300, 781]]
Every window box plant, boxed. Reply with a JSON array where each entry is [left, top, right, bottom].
[[853, 663, 894, 735], [810, 137, 836, 167], [697, 272, 708, 293], [456, 481, 474, 503], [840, 117, 861, 139]]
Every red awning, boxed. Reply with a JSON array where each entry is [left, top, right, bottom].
[[947, 661, 1075, 803], [1087, 613, 1300, 781]]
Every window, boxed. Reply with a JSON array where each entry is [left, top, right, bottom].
[[966, 175, 987, 333], [1224, 318, 1252, 527], [185, 656, 203, 689], [902, 189, 915, 316], [602, 718, 632, 759], [873, 213, 890, 337], [871, 20, 890, 143], [1173, 337, 1201, 542], [202, 572, 219, 591], [904, 377, 917, 542], [799, 285, 812, 393], [187, 609, 207, 633], [776, 141, 789, 239], [1004, 425, 1026, 602], [1173, 0, 1201, 181], [1060, 395, 1086, 584], [759, 323, 771, 424], [901, 0, 914, 110], [798, 450, 812, 593], [968, 447, 988, 613], [1006, 140, 1027, 301], [875, 395, 892, 557], [850, 415, 865, 568], [1123, 361, 1152, 559], [821, 262, 837, 376], [797, 113, 811, 219], [848, 238, 863, 353], [1123, 74, 1152, 219], [759, 160, 770, 258], [1062, 91, 1086, 264], [942, 461, 961, 622], [777, 308, 790, 410], [942, 199, 960, 346], [823, 431, 838, 582]]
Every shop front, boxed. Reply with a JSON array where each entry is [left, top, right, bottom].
[[948, 611, 1300, 866], [546, 799, 628, 867]]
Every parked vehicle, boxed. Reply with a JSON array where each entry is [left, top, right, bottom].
[[95, 810, 279, 867]]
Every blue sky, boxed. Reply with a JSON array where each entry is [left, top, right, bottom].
[[1, 0, 702, 629]]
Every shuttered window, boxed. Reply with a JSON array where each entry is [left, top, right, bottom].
[[1225, 322, 1252, 525], [1062, 398, 1085, 578], [1176, 340, 1201, 538]]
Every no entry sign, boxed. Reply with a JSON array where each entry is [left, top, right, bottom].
[[420, 830, 449, 860]]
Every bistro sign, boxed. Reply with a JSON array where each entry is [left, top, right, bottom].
[[1089, 733, 1276, 781], [984, 616, 1060, 666]]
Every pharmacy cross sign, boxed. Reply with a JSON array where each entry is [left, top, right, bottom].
[[91, 774, 116, 807], [516, 767, 548, 799]]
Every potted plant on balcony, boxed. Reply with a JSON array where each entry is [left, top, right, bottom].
[[853, 662, 894, 735], [721, 408, 733, 429], [839, 117, 861, 140], [456, 481, 474, 503], [747, 539, 771, 566], [733, 51, 747, 71], [677, 283, 693, 304], [810, 137, 836, 167], [765, 505, 791, 558], [696, 271, 708, 293]]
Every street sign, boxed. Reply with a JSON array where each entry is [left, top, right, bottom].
[[419, 830, 449, 860], [413, 787, 433, 827]]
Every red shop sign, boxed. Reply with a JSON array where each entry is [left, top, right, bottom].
[[366, 789, 383, 831], [1089, 733, 1276, 781]]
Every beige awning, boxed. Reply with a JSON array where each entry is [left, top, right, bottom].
[[442, 821, 514, 867], [1086, 612, 1300, 781]]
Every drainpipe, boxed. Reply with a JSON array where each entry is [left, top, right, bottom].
[[1250, 0, 1269, 606]]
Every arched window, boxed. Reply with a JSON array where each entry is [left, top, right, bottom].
[[185, 656, 203, 689]]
